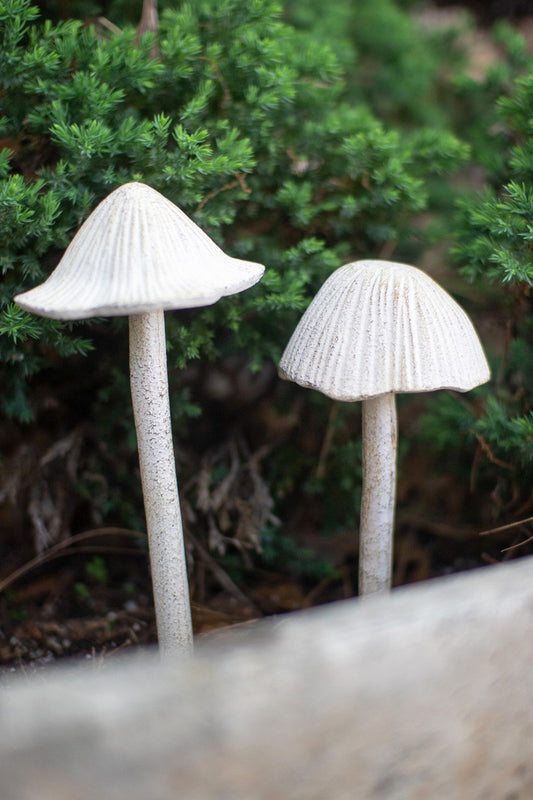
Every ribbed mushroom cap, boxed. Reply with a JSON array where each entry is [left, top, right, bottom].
[[279, 260, 490, 401], [15, 182, 265, 320]]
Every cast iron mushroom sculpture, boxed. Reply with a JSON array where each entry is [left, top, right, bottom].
[[279, 259, 490, 596], [15, 182, 264, 655]]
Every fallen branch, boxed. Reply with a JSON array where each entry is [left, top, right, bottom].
[[0, 528, 146, 595], [478, 515, 533, 537]]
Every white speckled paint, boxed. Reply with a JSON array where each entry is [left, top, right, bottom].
[[360, 393, 397, 595], [14, 182, 265, 652], [279, 259, 490, 597], [15, 182, 264, 319], [130, 311, 193, 655], [279, 259, 490, 399]]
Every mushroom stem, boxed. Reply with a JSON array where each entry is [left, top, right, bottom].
[[359, 392, 398, 596], [129, 310, 193, 656]]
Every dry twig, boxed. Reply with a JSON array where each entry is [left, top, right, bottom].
[[0, 528, 146, 594], [187, 530, 260, 614], [196, 174, 251, 213], [478, 516, 533, 536]]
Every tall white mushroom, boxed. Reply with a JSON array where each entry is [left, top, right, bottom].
[[279, 259, 490, 596], [15, 181, 264, 656]]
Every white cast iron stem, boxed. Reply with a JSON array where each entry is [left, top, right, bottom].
[[129, 310, 193, 655], [359, 393, 398, 596]]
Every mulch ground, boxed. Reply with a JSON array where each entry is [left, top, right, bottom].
[[2, 1, 533, 672]]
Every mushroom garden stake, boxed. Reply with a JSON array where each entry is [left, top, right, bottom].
[[15, 182, 264, 656], [279, 260, 490, 596]]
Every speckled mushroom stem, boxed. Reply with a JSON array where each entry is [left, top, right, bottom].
[[129, 310, 193, 656], [359, 392, 398, 596]]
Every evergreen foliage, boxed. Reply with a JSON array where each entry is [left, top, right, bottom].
[[0, 0, 468, 425], [0, 0, 483, 580], [450, 21, 532, 175], [284, 0, 465, 127], [428, 33, 533, 526]]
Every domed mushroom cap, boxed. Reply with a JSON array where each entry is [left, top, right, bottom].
[[279, 259, 490, 401], [15, 182, 265, 320]]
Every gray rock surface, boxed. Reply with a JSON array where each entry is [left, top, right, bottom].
[[2, 557, 533, 799]]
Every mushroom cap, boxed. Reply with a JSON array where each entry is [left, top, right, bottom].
[[15, 182, 265, 320], [279, 259, 490, 401]]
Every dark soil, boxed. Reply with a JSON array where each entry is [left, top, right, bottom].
[[2, 1, 533, 672], [0, 403, 525, 674], [435, 0, 533, 25]]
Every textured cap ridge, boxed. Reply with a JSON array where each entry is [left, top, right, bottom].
[[279, 260, 490, 400], [15, 182, 265, 320]]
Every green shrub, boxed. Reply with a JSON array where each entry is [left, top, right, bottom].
[[425, 34, 533, 532], [0, 0, 473, 577], [284, 0, 464, 127], [0, 0, 468, 418]]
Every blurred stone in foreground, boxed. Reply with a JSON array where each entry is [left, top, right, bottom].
[[2, 556, 533, 799]]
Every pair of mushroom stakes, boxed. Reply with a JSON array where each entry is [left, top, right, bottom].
[[15, 182, 265, 656], [279, 260, 490, 596]]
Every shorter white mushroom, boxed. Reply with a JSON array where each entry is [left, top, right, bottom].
[[279, 259, 490, 596], [15, 182, 264, 655]]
